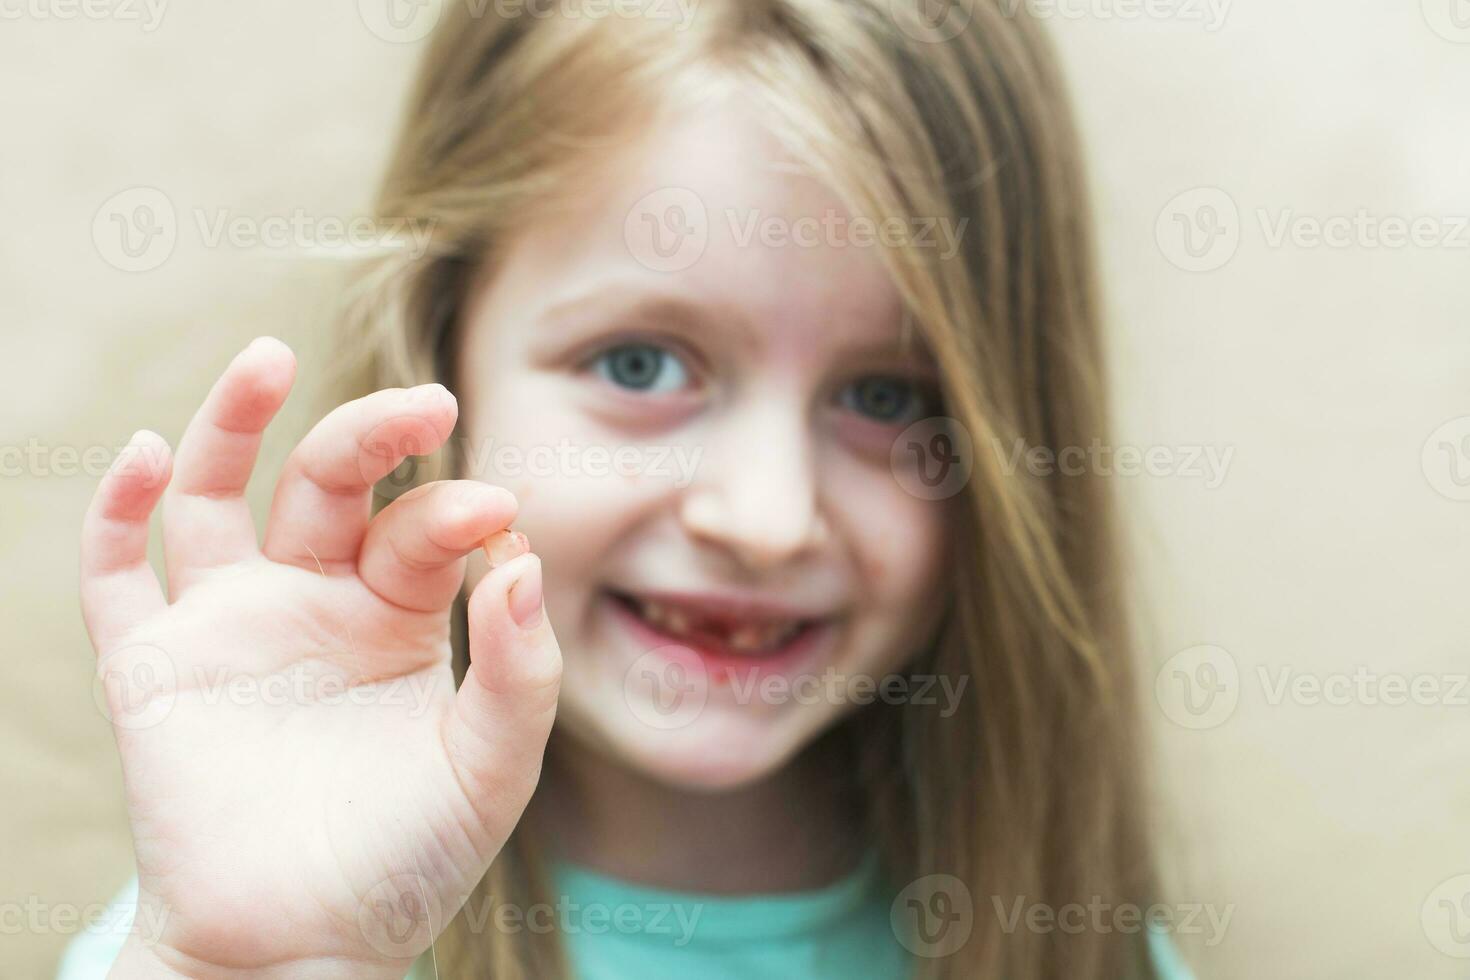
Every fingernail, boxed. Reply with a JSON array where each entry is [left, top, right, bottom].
[[508, 557, 544, 630], [482, 529, 529, 568]]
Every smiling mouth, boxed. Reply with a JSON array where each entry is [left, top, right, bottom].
[[606, 589, 824, 659]]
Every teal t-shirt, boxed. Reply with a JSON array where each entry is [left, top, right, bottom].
[[57, 860, 1194, 979]]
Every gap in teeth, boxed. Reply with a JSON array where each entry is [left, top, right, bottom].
[[633, 598, 802, 652]]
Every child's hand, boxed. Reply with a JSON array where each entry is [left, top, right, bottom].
[[79, 338, 560, 979]]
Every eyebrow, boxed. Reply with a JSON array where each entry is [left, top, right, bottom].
[[532, 276, 936, 369], [536, 280, 758, 347]]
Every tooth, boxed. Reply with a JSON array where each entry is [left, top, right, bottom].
[[729, 625, 765, 651], [638, 600, 663, 627]]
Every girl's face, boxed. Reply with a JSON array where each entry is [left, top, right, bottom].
[[458, 96, 950, 790]]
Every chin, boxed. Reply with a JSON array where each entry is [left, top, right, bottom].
[[550, 584, 882, 792], [564, 686, 825, 792], [642, 716, 816, 791]]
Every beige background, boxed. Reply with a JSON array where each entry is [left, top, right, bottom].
[[3, 2, 1468, 977]]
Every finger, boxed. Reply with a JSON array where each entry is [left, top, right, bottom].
[[163, 337, 295, 595], [261, 384, 457, 569], [443, 550, 560, 824], [357, 480, 518, 613], [79, 430, 173, 654]]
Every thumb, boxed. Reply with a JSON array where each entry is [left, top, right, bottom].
[[444, 537, 561, 829]]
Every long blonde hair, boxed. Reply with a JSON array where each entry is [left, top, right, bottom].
[[336, 2, 1158, 977]]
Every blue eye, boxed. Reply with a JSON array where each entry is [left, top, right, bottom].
[[592, 343, 689, 393], [839, 375, 927, 425]]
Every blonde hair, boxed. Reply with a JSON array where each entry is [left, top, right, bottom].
[[335, 2, 1159, 977]]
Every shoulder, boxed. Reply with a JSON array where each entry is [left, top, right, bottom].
[[54, 878, 138, 979], [1146, 927, 1197, 980]]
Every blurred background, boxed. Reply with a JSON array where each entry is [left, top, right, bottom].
[[2, 1, 1467, 976]]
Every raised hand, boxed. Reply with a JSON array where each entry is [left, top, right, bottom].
[[79, 337, 561, 979]]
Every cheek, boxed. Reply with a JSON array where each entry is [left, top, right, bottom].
[[832, 476, 951, 661], [459, 376, 673, 612]]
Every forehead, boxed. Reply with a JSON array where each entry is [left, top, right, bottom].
[[490, 95, 908, 358]]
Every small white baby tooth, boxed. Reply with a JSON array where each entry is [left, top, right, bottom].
[[482, 530, 527, 568], [729, 625, 763, 650]]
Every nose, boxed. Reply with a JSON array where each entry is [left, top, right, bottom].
[[678, 399, 829, 572]]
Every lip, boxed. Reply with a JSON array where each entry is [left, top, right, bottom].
[[603, 588, 840, 687]]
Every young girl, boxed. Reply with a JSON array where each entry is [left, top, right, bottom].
[[68, 1, 1194, 977]]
